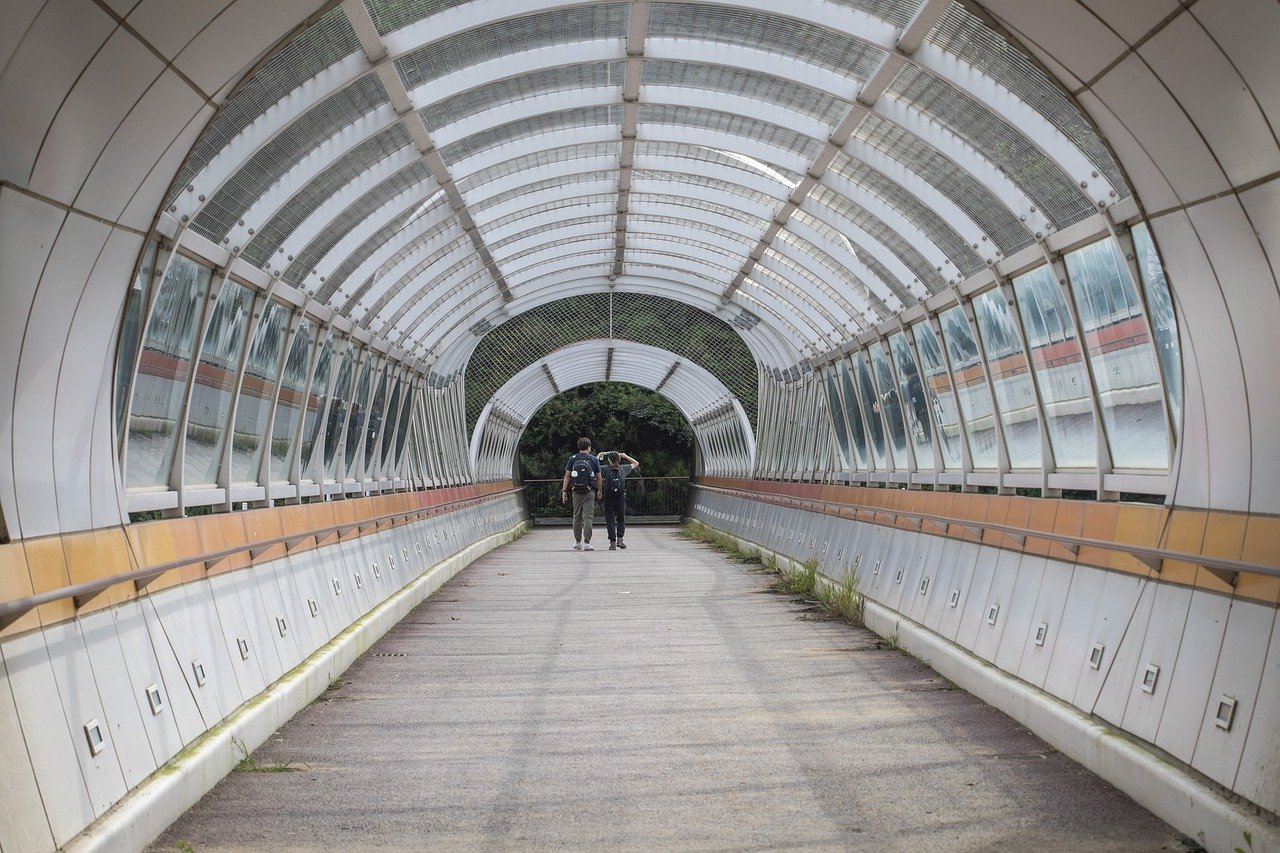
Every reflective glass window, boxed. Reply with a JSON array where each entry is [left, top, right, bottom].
[[851, 352, 886, 469], [837, 358, 868, 470], [911, 322, 963, 469], [1012, 266, 1096, 468], [938, 306, 998, 468], [185, 281, 253, 485], [299, 333, 335, 478], [392, 382, 415, 470], [379, 379, 403, 469], [1131, 223, 1183, 431], [228, 301, 288, 483], [973, 289, 1041, 469], [115, 243, 155, 437], [889, 332, 934, 468], [1064, 237, 1168, 468], [323, 343, 356, 472], [824, 367, 852, 470], [343, 358, 377, 479], [868, 342, 908, 468], [270, 319, 315, 481], [360, 365, 391, 475], [126, 254, 210, 487]]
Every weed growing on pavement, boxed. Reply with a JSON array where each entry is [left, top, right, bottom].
[[232, 736, 305, 773], [816, 571, 864, 626]]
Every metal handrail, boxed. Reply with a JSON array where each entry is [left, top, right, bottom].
[[697, 483, 1278, 584], [0, 487, 522, 631]]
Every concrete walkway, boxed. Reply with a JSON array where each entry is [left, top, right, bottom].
[[152, 527, 1187, 851]]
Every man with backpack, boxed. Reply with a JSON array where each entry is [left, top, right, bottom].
[[561, 437, 603, 550], [598, 450, 640, 550]]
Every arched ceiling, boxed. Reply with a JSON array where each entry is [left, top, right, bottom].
[[159, 0, 1131, 376]]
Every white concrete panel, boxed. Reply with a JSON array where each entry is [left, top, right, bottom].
[[1167, 313, 1211, 511], [1139, 14, 1280, 188], [0, 650, 57, 851], [0, 0, 115, 186], [29, 28, 164, 202], [0, 0, 47, 74], [1121, 581, 1193, 743], [993, 554, 1047, 674], [77, 610, 159, 788], [146, 583, 233, 727], [901, 533, 941, 624], [207, 572, 269, 700], [137, 596, 207, 745], [255, 559, 304, 673], [937, 541, 981, 642], [12, 214, 112, 537], [1076, 91, 1179, 215], [983, 1, 1126, 82], [1195, 0, 1280, 140], [119, 101, 217, 230], [877, 530, 916, 614], [954, 545, 1002, 652], [1043, 566, 1108, 702], [1235, 613, 1280, 814], [173, 0, 330, 94], [1091, 579, 1157, 726], [972, 549, 1023, 664], [1150, 212, 1251, 512], [1071, 572, 1145, 711], [128, 0, 236, 60], [1191, 600, 1276, 789], [1016, 558, 1076, 689], [1091, 55, 1230, 204], [41, 621, 129, 816], [1184, 197, 1280, 515], [77, 70, 207, 223], [1155, 590, 1230, 763], [111, 600, 186, 764], [89, 332, 128, 530], [1081, 0, 1181, 43], [921, 535, 963, 632], [0, 631, 94, 846], [279, 552, 329, 655]]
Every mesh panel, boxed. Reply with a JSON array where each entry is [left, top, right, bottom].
[[638, 103, 824, 160], [242, 123, 413, 267], [826, 0, 922, 25], [772, 230, 892, 318], [390, 257, 490, 334], [364, 0, 473, 35], [630, 193, 770, 232], [166, 7, 361, 208], [283, 161, 433, 284], [420, 62, 624, 132], [470, 171, 616, 217], [490, 215, 617, 256], [480, 194, 618, 236], [634, 140, 805, 186], [648, 3, 886, 81], [854, 115, 1032, 256], [192, 75, 391, 243], [642, 60, 848, 127], [395, 5, 628, 91], [926, 4, 1129, 198], [631, 169, 780, 210], [319, 194, 451, 300], [456, 141, 620, 196], [807, 184, 947, 292], [342, 214, 463, 317], [790, 208, 915, 306], [440, 105, 622, 166], [888, 65, 1096, 228], [354, 231, 473, 319], [464, 292, 758, 426]]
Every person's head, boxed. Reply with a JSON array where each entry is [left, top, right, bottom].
[[577, 437, 592, 452], [606, 451, 620, 467]]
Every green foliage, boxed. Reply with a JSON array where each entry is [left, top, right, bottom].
[[519, 382, 694, 480], [816, 571, 864, 625], [231, 736, 304, 773], [776, 556, 818, 596]]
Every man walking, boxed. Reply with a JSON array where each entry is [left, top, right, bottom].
[[599, 451, 639, 550], [561, 437, 603, 550]]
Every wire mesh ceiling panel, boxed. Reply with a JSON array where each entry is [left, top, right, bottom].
[[464, 293, 758, 428]]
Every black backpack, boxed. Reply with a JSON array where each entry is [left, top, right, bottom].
[[603, 466, 624, 498], [569, 454, 595, 493]]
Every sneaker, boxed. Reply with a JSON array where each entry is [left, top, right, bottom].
[[583, 543, 594, 551], [573, 542, 582, 551], [608, 542, 616, 550], [617, 540, 627, 549]]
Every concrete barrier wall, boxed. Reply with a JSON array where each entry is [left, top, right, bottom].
[[688, 486, 1280, 825], [0, 493, 526, 851]]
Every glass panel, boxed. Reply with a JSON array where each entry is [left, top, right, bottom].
[[392, 383, 415, 471], [889, 331, 934, 468], [115, 243, 155, 437], [378, 379, 403, 469], [1064, 237, 1168, 468], [270, 318, 315, 481], [228, 302, 288, 483], [323, 343, 356, 473], [126, 255, 210, 487], [851, 352, 886, 469], [938, 305, 998, 468], [185, 281, 252, 485], [824, 367, 852, 470], [973, 289, 1041, 469], [868, 342, 908, 468], [837, 358, 868, 470], [1012, 266, 1095, 468], [911, 322, 962, 469], [341, 356, 375, 479], [1132, 223, 1182, 431], [298, 332, 334, 478], [363, 368, 392, 473]]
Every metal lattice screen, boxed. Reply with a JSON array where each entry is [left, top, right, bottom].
[[465, 292, 758, 428]]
